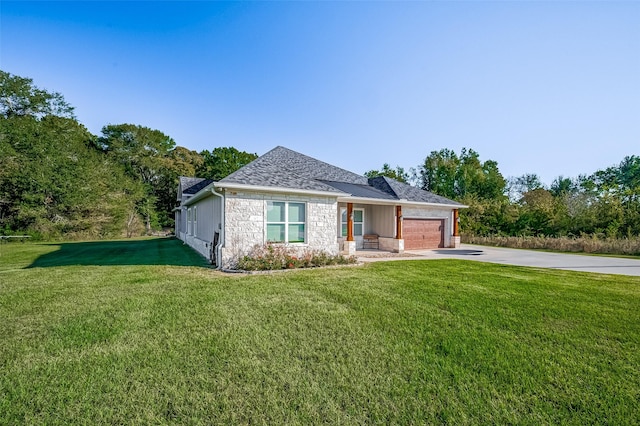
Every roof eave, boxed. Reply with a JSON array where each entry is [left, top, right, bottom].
[[216, 182, 345, 198], [337, 195, 467, 209], [183, 182, 217, 206]]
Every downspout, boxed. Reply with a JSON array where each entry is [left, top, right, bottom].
[[209, 187, 225, 270]]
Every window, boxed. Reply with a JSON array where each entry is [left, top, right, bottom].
[[193, 206, 197, 237], [187, 208, 192, 235], [266, 201, 306, 243], [341, 208, 364, 237]]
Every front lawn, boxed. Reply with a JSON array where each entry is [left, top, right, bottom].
[[1, 239, 638, 424]]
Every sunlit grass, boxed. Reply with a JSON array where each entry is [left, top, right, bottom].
[[1, 239, 638, 424]]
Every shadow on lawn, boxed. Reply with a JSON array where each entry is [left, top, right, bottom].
[[28, 237, 210, 268]]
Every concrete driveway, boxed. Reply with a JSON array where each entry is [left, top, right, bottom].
[[358, 244, 640, 276]]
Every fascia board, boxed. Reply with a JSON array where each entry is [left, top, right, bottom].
[[337, 196, 467, 209], [216, 182, 344, 198]]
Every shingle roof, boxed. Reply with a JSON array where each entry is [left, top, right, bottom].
[[319, 180, 398, 200], [180, 177, 215, 195], [369, 176, 464, 206], [218, 146, 367, 193], [216, 146, 463, 206]]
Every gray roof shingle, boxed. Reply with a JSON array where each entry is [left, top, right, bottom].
[[369, 176, 464, 206], [180, 177, 215, 195], [215, 146, 462, 206]]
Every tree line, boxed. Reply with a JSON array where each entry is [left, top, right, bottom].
[[2, 70, 638, 241], [366, 148, 640, 239], [0, 70, 256, 239]]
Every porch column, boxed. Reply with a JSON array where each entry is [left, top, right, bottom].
[[347, 203, 354, 242], [343, 202, 356, 255], [453, 209, 459, 236], [395, 205, 403, 239], [452, 208, 461, 248]]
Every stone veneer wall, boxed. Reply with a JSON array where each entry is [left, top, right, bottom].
[[221, 190, 339, 269], [379, 237, 404, 253]]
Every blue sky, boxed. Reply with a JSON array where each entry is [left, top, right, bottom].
[[1, 1, 639, 185]]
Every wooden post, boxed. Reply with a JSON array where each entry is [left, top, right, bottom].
[[395, 205, 403, 239], [347, 203, 354, 242], [453, 209, 459, 237]]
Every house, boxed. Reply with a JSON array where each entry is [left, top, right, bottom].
[[175, 146, 466, 268]]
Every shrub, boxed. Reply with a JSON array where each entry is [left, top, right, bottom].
[[236, 244, 358, 271]]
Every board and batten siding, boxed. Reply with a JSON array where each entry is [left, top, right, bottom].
[[182, 194, 223, 261]]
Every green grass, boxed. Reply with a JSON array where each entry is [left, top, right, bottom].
[[1, 239, 639, 424]]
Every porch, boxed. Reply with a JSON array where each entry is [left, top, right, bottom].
[[337, 201, 460, 256]]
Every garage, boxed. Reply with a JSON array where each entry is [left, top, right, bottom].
[[403, 219, 445, 249]]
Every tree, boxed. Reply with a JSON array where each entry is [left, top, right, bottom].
[[507, 173, 544, 202], [420, 149, 459, 199], [0, 71, 148, 238], [549, 176, 577, 197], [155, 147, 204, 226], [420, 148, 507, 200], [0, 70, 74, 119], [98, 124, 177, 232], [364, 163, 410, 183], [196, 147, 257, 181]]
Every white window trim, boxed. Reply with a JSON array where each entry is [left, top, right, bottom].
[[265, 201, 307, 244], [193, 206, 197, 237], [187, 208, 192, 235], [340, 207, 364, 237]]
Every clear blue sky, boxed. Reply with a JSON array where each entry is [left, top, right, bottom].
[[1, 1, 639, 185]]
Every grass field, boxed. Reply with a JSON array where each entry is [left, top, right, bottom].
[[1, 238, 639, 424]]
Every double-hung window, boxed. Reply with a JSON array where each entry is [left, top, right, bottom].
[[266, 201, 306, 243], [340, 208, 364, 237], [187, 208, 192, 235]]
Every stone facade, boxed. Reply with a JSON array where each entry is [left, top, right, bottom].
[[220, 190, 339, 268], [379, 237, 404, 253]]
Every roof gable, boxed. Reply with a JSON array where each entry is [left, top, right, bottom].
[[213, 146, 464, 207], [369, 176, 464, 206], [218, 146, 368, 192]]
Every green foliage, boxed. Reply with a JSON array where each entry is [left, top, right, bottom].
[[197, 146, 257, 180], [420, 148, 507, 200], [236, 244, 357, 270], [0, 79, 142, 239], [364, 163, 411, 183], [0, 70, 74, 119], [97, 124, 206, 230]]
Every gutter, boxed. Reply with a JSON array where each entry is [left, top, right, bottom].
[[208, 187, 224, 270]]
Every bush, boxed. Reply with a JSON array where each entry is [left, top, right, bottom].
[[236, 244, 358, 271]]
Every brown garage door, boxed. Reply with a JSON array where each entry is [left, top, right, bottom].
[[403, 219, 444, 249]]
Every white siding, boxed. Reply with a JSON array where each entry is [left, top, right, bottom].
[[182, 193, 223, 262]]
